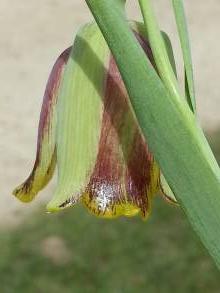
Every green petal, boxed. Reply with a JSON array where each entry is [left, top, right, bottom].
[[13, 48, 70, 202], [47, 23, 110, 211]]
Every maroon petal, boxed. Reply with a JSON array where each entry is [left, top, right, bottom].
[[82, 35, 160, 218]]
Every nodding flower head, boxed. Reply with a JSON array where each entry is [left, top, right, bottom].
[[13, 22, 176, 219]]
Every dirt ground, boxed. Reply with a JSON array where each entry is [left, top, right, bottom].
[[1, 0, 220, 227]]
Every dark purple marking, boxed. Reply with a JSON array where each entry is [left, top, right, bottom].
[[84, 34, 157, 217]]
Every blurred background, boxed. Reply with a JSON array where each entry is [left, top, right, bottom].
[[0, 0, 220, 292]]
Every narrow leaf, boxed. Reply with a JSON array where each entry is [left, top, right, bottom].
[[172, 0, 196, 112]]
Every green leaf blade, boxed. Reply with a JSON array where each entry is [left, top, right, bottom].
[[86, 0, 220, 267], [172, 0, 196, 112]]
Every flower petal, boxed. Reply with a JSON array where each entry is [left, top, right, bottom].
[[82, 55, 160, 219], [47, 22, 161, 216], [46, 22, 164, 215], [13, 48, 70, 202], [47, 23, 110, 211]]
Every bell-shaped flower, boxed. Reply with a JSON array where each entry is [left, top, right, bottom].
[[13, 22, 176, 219]]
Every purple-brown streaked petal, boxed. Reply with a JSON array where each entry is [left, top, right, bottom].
[[82, 46, 160, 219], [13, 47, 71, 202]]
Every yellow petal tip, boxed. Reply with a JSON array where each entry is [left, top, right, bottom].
[[12, 184, 36, 203]]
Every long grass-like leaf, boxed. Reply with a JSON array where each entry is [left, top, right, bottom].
[[172, 0, 196, 112], [85, 0, 220, 267]]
